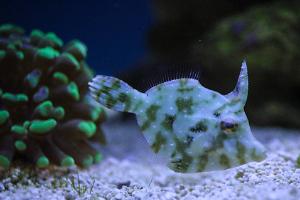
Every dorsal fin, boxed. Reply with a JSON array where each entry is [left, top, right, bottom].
[[118, 63, 202, 92]]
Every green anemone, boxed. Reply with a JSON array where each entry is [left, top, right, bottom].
[[0, 24, 106, 169]]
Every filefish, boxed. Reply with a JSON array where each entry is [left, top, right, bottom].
[[89, 61, 266, 173]]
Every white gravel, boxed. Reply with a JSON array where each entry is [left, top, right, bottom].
[[0, 120, 300, 200]]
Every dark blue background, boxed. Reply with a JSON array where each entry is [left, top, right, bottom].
[[0, 0, 153, 75]]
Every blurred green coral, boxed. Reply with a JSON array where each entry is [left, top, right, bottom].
[[0, 24, 106, 169], [297, 155, 300, 168], [198, 2, 300, 70], [194, 2, 300, 128]]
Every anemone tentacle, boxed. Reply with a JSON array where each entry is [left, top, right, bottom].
[[0, 24, 106, 169]]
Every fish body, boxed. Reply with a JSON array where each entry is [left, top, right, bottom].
[[89, 61, 266, 173]]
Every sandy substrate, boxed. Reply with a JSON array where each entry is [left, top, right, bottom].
[[0, 119, 300, 200]]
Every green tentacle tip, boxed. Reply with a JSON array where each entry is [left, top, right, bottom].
[[23, 121, 31, 129], [54, 107, 65, 119], [61, 156, 75, 167], [36, 156, 49, 168], [53, 72, 69, 84], [0, 110, 9, 125], [45, 32, 63, 47], [64, 53, 80, 70], [82, 155, 93, 168], [69, 40, 87, 58], [94, 153, 102, 164], [0, 50, 6, 59], [7, 43, 16, 50], [17, 94, 28, 101], [2, 93, 28, 103], [34, 100, 64, 119], [36, 101, 53, 117], [1, 93, 14, 102], [16, 51, 24, 60], [30, 29, 44, 38], [0, 155, 10, 169], [14, 140, 27, 151], [11, 125, 27, 135], [78, 121, 96, 138], [29, 119, 57, 134], [90, 107, 101, 121], [37, 47, 59, 60], [67, 82, 80, 101], [0, 24, 24, 34]]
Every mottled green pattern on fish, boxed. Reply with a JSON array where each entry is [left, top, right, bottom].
[[89, 61, 266, 173]]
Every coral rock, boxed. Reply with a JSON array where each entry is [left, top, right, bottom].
[[193, 2, 300, 128]]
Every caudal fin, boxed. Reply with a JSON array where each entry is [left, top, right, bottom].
[[89, 75, 146, 113]]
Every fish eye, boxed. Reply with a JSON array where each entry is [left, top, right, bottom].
[[221, 121, 239, 134]]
